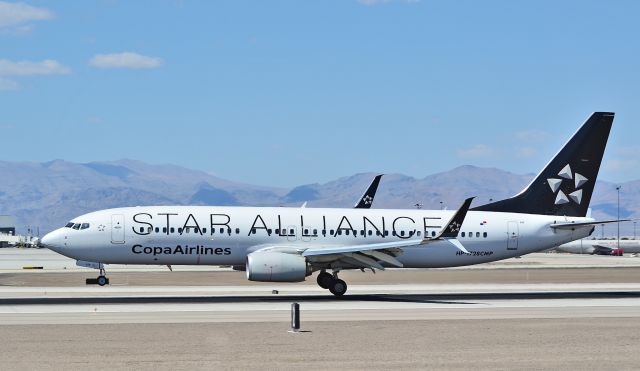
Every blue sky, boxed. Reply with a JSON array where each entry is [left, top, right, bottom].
[[1, 0, 639, 187]]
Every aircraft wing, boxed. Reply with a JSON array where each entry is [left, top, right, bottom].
[[354, 174, 383, 209], [550, 219, 631, 229], [301, 197, 475, 270]]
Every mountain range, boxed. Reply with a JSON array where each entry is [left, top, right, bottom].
[[0, 160, 636, 236]]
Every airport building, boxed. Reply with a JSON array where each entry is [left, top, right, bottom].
[[0, 215, 16, 236], [0, 216, 17, 248]]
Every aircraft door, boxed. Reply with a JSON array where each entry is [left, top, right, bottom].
[[507, 221, 518, 250], [111, 214, 125, 244]]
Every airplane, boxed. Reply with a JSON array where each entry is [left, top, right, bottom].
[[555, 238, 640, 255], [41, 112, 617, 296]]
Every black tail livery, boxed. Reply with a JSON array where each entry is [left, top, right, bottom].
[[354, 174, 383, 209], [473, 112, 614, 217]]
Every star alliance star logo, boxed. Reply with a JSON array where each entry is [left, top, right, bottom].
[[448, 221, 460, 233], [362, 195, 373, 205], [547, 164, 587, 205], [97, 224, 106, 232]]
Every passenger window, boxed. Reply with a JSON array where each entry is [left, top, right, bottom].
[[322, 230, 326, 235], [368, 230, 373, 236], [313, 229, 318, 235], [252, 228, 256, 234], [170, 228, 175, 233], [304, 229, 309, 234], [384, 231, 389, 236], [376, 231, 380, 236], [178, 228, 183, 234], [400, 231, 405, 237], [267, 229, 272, 234], [417, 231, 421, 237], [337, 230, 342, 236], [202, 228, 206, 234], [289, 229, 294, 235], [476, 232, 480, 237], [483, 232, 487, 238], [236, 228, 240, 234], [330, 230, 335, 235], [392, 231, 397, 236], [344, 230, 349, 235], [431, 231, 436, 237], [461, 232, 465, 237], [220, 228, 224, 234], [139, 227, 145, 233], [163, 227, 167, 233], [155, 227, 159, 233]]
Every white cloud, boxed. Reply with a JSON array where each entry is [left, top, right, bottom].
[[0, 59, 71, 76], [456, 144, 495, 159], [514, 130, 549, 142], [89, 52, 163, 69], [604, 159, 640, 172], [616, 146, 640, 156], [0, 77, 18, 90], [0, 1, 52, 28], [516, 146, 537, 158]]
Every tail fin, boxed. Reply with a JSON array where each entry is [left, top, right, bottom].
[[472, 112, 614, 217], [354, 174, 383, 209]]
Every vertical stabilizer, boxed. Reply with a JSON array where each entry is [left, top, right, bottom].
[[472, 112, 614, 217]]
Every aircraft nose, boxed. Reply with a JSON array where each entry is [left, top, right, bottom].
[[40, 229, 66, 252]]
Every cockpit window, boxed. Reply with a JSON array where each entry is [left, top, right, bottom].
[[65, 222, 74, 228], [80, 223, 90, 230], [72, 223, 81, 230]]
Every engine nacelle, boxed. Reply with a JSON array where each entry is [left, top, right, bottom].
[[246, 251, 310, 282]]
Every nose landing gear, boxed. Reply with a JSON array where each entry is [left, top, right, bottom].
[[316, 270, 347, 296], [96, 268, 109, 286], [83, 264, 109, 286]]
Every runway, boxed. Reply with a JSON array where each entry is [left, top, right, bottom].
[[2, 252, 640, 370], [1, 284, 640, 326]]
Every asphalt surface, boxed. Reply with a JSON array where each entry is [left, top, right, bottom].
[[2, 319, 639, 370]]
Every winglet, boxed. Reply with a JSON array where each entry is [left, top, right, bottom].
[[430, 197, 474, 240], [354, 174, 384, 209]]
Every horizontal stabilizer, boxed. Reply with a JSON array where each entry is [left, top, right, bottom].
[[550, 219, 631, 229]]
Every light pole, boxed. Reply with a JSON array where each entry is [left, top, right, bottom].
[[439, 201, 443, 210], [616, 186, 621, 248], [634, 221, 637, 240]]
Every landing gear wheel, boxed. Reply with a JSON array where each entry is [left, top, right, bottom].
[[317, 271, 334, 289], [97, 275, 108, 286], [329, 279, 347, 296]]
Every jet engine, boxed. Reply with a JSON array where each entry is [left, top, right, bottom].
[[246, 251, 310, 282]]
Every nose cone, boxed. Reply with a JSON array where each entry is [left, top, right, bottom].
[[40, 229, 66, 253]]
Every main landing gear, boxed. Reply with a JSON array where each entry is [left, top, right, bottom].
[[317, 270, 347, 296]]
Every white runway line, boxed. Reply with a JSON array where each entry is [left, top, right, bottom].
[[1, 283, 640, 297]]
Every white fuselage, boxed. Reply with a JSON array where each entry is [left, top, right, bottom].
[[43, 206, 594, 268], [556, 239, 640, 254]]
